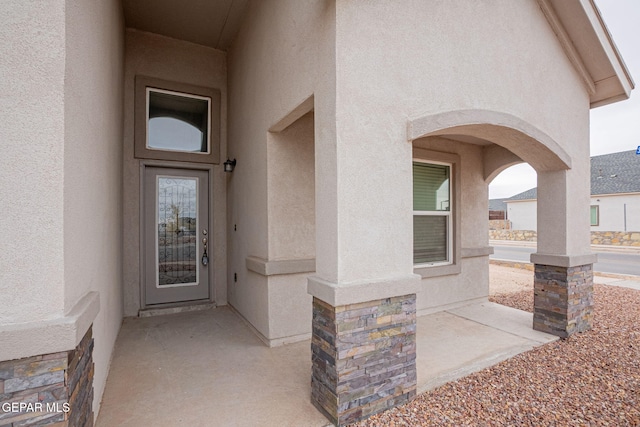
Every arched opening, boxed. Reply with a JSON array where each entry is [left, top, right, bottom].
[[408, 109, 571, 173], [408, 108, 591, 344]]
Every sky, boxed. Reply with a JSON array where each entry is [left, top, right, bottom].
[[488, 0, 640, 199]]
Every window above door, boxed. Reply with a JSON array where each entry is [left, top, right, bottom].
[[135, 76, 221, 164]]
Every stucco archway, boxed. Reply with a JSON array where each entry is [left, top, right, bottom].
[[408, 109, 572, 177], [407, 108, 594, 339]]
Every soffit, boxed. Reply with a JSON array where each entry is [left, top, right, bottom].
[[122, 0, 249, 51], [545, 0, 634, 107], [443, 134, 492, 146]]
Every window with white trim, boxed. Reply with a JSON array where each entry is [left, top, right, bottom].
[[413, 161, 452, 265], [590, 205, 599, 226]]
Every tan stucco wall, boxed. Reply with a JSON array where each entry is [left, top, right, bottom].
[[0, 0, 124, 418], [0, 0, 66, 325], [122, 29, 228, 316], [329, 0, 591, 287], [267, 112, 315, 261], [227, 0, 333, 339], [230, 0, 598, 336], [63, 0, 124, 415]]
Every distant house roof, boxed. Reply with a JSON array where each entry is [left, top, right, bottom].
[[488, 198, 508, 211], [507, 187, 538, 202], [591, 150, 640, 195], [506, 150, 640, 202]]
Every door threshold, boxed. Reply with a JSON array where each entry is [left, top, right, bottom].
[[139, 301, 216, 318]]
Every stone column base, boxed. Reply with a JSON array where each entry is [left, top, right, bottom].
[[0, 326, 95, 426], [533, 264, 593, 338], [311, 294, 416, 426]]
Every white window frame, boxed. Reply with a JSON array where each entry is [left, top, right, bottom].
[[413, 159, 453, 267], [590, 205, 599, 226], [146, 88, 212, 155]]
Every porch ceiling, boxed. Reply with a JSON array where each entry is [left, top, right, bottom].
[[122, 0, 249, 50]]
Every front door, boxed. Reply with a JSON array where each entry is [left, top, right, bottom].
[[143, 167, 210, 305]]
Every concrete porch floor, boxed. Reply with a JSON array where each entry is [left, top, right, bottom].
[[96, 303, 557, 427]]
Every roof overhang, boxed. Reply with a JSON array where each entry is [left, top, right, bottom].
[[539, 0, 634, 108], [122, 0, 249, 51]]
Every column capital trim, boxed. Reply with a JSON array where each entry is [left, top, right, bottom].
[[0, 291, 100, 361], [307, 274, 421, 307], [530, 252, 597, 268]]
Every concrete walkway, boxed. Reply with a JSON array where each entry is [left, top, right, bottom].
[[96, 302, 556, 427]]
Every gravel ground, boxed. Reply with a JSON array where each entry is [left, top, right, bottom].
[[354, 266, 640, 426]]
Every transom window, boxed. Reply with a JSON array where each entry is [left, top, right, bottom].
[[413, 161, 452, 265], [134, 76, 221, 164], [147, 89, 211, 154]]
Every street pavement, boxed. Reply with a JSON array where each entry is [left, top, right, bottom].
[[490, 241, 640, 276]]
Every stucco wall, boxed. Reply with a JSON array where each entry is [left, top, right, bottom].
[[227, 0, 332, 339], [0, 0, 66, 325], [267, 112, 315, 261], [591, 194, 640, 232], [63, 0, 124, 415], [329, 0, 591, 286], [122, 29, 228, 316], [507, 200, 538, 231], [0, 0, 125, 418]]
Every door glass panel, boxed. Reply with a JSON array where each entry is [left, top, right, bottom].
[[157, 177, 198, 286]]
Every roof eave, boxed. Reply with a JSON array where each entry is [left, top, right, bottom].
[[547, 0, 634, 108]]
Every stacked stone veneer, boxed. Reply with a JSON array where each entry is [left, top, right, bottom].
[[0, 327, 94, 426], [311, 295, 416, 426], [533, 264, 593, 338], [591, 231, 640, 246], [490, 230, 640, 246], [489, 230, 537, 241]]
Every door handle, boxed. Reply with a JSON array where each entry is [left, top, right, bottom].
[[201, 231, 209, 266]]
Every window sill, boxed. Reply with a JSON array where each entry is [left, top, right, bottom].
[[414, 263, 461, 279]]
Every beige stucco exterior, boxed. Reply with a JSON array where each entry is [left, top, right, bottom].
[[0, 0, 124, 415], [0, 0, 633, 423]]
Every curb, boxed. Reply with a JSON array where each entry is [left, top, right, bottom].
[[489, 240, 640, 254]]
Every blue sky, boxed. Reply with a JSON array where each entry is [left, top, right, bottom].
[[489, 0, 640, 199]]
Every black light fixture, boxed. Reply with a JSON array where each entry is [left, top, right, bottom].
[[223, 158, 236, 173]]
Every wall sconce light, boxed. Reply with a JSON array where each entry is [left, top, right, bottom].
[[224, 158, 236, 173]]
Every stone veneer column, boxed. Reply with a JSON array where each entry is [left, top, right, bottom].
[[533, 264, 593, 338], [311, 294, 417, 426], [0, 326, 95, 426]]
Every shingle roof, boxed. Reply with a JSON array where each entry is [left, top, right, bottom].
[[507, 187, 537, 201], [505, 150, 640, 202], [488, 198, 508, 211], [591, 150, 640, 195]]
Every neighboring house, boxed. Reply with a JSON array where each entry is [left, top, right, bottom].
[[0, 1, 633, 426], [505, 188, 540, 231], [506, 150, 640, 232], [489, 198, 509, 220]]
